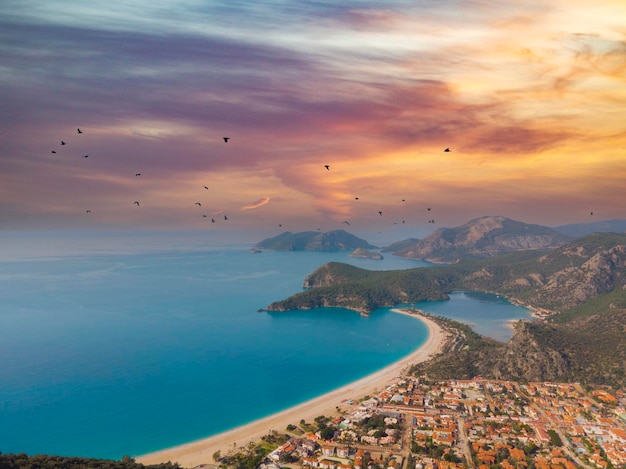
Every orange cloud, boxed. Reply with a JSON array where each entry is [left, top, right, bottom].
[[240, 197, 271, 211]]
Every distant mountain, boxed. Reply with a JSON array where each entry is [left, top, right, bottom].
[[389, 215, 571, 263], [554, 218, 626, 238], [255, 229, 377, 252]]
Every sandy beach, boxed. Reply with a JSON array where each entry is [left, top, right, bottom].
[[137, 311, 447, 468]]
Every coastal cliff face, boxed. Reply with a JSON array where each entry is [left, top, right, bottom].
[[391, 216, 571, 263]]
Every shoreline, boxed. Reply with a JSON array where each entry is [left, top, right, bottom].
[[137, 311, 447, 468]]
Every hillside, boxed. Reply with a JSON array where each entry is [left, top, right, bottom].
[[411, 310, 626, 388], [255, 230, 377, 251], [390, 215, 571, 263], [266, 233, 626, 387]]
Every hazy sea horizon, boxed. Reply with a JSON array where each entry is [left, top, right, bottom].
[[0, 231, 531, 459]]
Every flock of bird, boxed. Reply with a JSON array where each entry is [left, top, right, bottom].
[[46, 128, 449, 231], [47, 128, 237, 223]]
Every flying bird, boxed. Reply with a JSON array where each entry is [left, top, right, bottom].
[[61, 141, 66, 145], [224, 214, 228, 220], [427, 207, 431, 211], [203, 186, 209, 190], [223, 137, 230, 143], [135, 173, 141, 176], [86, 210, 91, 214], [77, 128, 83, 134], [195, 202, 202, 206], [444, 148, 450, 152], [343, 221, 350, 226], [51, 150, 56, 154], [83, 154, 89, 158], [590, 212, 594, 216], [354, 197, 359, 200], [324, 165, 330, 170], [211, 218, 215, 223], [378, 211, 383, 216], [134, 201, 140, 206]]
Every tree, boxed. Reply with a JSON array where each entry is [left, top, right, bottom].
[[547, 429, 563, 447], [320, 426, 336, 440], [213, 450, 221, 462]]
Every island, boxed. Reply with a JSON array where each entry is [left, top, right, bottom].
[[255, 229, 377, 252], [349, 248, 383, 259]]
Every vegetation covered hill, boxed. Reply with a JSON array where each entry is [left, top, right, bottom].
[[267, 232, 626, 387], [411, 310, 626, 388], [255, 229, 377, 251]]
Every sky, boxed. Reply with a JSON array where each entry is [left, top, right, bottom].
[[2, 0, 625, 239]]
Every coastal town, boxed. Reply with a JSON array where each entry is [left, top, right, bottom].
[[249, 377, 626, 469]]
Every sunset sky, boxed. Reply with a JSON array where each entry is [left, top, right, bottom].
[[2, 0, 625, 238]]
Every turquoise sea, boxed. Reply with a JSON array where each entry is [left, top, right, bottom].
[[0, 232, 531, 459]]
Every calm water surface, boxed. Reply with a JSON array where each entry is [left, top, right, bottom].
[[0, 236, 530, 459]]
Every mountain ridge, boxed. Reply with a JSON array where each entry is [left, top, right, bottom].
[[388, 215, 572, 263]]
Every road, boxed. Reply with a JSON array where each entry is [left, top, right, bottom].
[[456, 416, 473, 466]]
